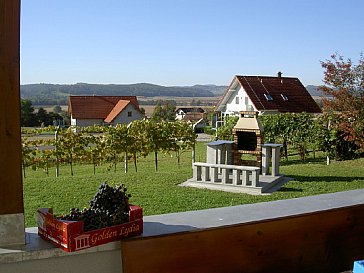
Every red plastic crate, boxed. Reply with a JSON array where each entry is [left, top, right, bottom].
[[37, 205, 143, 252]]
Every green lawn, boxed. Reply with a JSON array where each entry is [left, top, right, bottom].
[[23, 142, 364, 227]]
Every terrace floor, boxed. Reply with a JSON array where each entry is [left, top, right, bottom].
[[180, 173, 290, 195]]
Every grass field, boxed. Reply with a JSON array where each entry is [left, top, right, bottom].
[[23, 142, 364, 227]]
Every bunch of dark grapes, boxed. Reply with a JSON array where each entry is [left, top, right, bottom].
[[60, 208, 83, 221], [59, 182, 131, 231]]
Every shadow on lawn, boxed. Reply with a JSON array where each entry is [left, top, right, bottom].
[[278, 187, 303, 192], [280, 157, 327, 166], [285, 174, 364, 183]]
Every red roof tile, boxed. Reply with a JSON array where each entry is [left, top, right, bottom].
[[68, 96, 140, 119], [182, 112, 205, 122], [104, 100, 132, 123], [217, 76, 321, 113]]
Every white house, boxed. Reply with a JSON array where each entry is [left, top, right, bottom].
[[68, 96, 144, 127], [175, 107, 205, 120], [175, 107, 207, 132], [216, 73, 321, 118]]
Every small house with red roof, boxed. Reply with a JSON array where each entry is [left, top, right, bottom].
[[175, 107, 205, 121], [68, 96, 144, 127], [175, 107, 207, 132], [215, 73, 321, 117]]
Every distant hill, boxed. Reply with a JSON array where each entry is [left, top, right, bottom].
[[20, 83, 226, 105], [191, 84, 227, 95], [20, 82, 321, 105], [306, 85, 326, 97]]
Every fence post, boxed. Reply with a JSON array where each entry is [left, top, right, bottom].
[[233, 169, 240, 185]]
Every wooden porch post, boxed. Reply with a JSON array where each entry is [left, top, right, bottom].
[[0, 0, 25, 246]]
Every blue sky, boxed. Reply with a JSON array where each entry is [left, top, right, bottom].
[[20, 0, 364, 86]]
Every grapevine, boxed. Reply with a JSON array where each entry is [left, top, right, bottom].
[[21, 120, 197, 176]]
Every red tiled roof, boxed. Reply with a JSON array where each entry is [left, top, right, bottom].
[[217, 76, 321, 113], [104, 100, 133, 123], [68, 96, 140, 119], [182, 112, 205, 122]]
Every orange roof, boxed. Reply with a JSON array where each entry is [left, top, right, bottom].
[[216, 76, 321, 113], [68, 96, 140, 119], [104, 100, 133, 123]]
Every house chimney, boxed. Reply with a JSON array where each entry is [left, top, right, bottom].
[[277, 71, 282, 78]]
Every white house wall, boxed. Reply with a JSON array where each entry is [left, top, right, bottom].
[[111, 104, 143, 125], [175, 109, 185, 120], [72, 117, 105, 127], [224, 83, 256, 116], [71, 116, 77, 126]]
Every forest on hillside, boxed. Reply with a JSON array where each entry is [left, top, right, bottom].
[[20, 83, 226, 105]]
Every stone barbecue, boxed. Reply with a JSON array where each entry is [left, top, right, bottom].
[[232, 111, 264, 168], [183, 111, 286, 195]]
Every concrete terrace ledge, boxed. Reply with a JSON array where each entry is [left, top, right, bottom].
[[1, 189, 364, 272], [142, 188, 364, 236]]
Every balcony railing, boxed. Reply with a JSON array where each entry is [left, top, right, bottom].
[[193, 162, 260, 186]]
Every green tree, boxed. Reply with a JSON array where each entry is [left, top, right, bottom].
[[128, 120, 149, 172], [53, 105, 62, 113], [290, 113, 315, 162], [36, 107, 48, 126], [152, 103, 163, 122], [146, 120, 166, 172], [21, 99, 37, 127], [319, 53, 364, 157], [216, 116, 239, 140], [84, 134, 106, 175], [21, 139, 37, 178], [36, 108, 63, 126], [103, 125, 131, 173], [151, 100, 176, 122], [261, 113, 318, 161], [168, 121, 197, 167], [56, 128, 88, 176]]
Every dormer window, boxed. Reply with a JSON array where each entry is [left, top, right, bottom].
[[281, 94, 288, 101], [264, 94, 273, 101]]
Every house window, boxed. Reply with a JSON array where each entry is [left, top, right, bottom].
[[281, 94, 288, 101], [264, 94, 273, 101], [245, 97, 249, 105], [235, 97, 239, 104], [128, 111, 132, 117]]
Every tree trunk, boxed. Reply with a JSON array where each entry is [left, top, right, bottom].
[[154, 151, 158, 172], [55, 129, 59, 177], [124, 151, 128, 174], [70, 154, 73, 176], [283, 140, 288, 160], [192, 143, 195, 167], [92, 154, 96, 175], [22, 161, 26, 178], [133, 153, 138, 172], [177, 151, 181, 168], [55, 155, 59, 177]]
